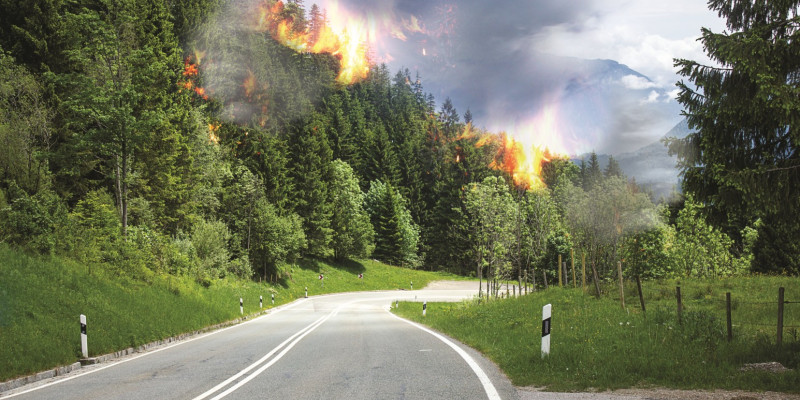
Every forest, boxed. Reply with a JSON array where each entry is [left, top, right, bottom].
[[1, 0, 798, 291]]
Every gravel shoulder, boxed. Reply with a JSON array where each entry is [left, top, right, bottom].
[[518, 387, 800, 400]]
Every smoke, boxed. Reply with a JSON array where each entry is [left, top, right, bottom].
[[320, 0, 686, 155]]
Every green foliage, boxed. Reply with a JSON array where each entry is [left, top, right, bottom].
[[0, 182, 65, 253], [365, 180, 420, 267], [563, 176, 660, 278], [329, 160, 374, 260], [57, 189, 125, 275], [465, 176, 517, 283], [517, 188, 559, 283], [0, 244, 462, 382], [671, 0, 800, 273], [670, 197, 749, 277], [250, 198, 306, 276], [191, 218, 231, 281], [0, 50, 52, 194], [287, 113, 334, 258], [395, 276, 800, 392]]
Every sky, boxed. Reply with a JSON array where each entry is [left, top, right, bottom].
[[315, 0, 728, 155]]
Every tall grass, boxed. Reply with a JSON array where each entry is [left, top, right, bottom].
[[395, 277, 800, 392], [0, 244, 461, 381]]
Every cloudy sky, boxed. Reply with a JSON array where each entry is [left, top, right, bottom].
[[313, 0, 727, 155]]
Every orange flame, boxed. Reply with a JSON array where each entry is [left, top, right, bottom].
[[179, 57, 209, 100], [242, 70, 257, 99], [475, 132, 554, 190], [252, 0, 371, 84], [208, 122, 220, 144]]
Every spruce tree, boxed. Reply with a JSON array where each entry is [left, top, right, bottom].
[[672, 0, 800, 273]]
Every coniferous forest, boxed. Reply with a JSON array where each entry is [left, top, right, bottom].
[[1, 0, 798, 292]]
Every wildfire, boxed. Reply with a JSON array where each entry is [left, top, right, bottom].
[[252, 0, 371, 84], [474, 132, 553, 190], [179, 57, 208, 100], [208, 122, 220, 144]]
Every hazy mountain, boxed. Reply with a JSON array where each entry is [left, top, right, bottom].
[[574, 119, 692, 202]]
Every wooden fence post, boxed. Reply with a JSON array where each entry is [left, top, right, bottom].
[[778, 287, 785, 346], [676, 286, 683, 326], [571, 249, 576, 288], [558, 254, 563, 287], [582, 253, 586, 291], [636, 275, 645, 313], [590, 262, 601, 298], [543, 269, 548, 289], [617, 261, 625, 309], [726, 292, 732, 342]]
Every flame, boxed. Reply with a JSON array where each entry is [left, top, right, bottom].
[[208, 122, 220, 144], [242, 70, 257, 99], [179, 57, 209, 100], [252, 0, 371, 84], [483, 133, 552, 190]]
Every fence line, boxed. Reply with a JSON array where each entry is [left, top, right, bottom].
[[670, 286, 797, 345]]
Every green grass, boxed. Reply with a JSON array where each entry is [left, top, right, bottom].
[[0, 244, 462, 382], [394, 277, 800, 392]]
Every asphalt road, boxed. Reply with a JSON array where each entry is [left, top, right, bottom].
[[2, 282, 519, 400]]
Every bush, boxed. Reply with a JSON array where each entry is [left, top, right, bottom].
[[191, 219, 232, 281], [0, 183, 65, 253]]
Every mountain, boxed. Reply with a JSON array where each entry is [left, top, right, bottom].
[[574, 119, 692, 201]]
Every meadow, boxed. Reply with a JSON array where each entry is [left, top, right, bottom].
[[395, 276, 800, 392]]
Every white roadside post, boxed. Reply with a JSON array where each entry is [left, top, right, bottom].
[[240, 298, 243, 315], [423, 301, 427, 317], [80, 314, 88, 359], [410, 281, 413, 290], [305, 287, 308, 298], [541, 304, 552, 358], [271, 293, 275, 305], [260, 295, 263, 309], [395, 299, 398, 309]]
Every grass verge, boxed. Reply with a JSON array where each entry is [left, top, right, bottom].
[[394, 277, 800, 392], [0, 244, 461, 382]]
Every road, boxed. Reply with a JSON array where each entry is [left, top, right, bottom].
[[2, 282, 519, 400]]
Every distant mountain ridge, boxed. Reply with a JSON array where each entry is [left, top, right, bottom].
[[573, 119, 693, 201]]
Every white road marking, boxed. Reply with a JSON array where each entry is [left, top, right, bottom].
[[386, 307, 502, 400], [193, 311, 333, 400], [203, 304, 345, 400], [0, 299, 309, 399]]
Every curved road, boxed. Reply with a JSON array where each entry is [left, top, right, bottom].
[[3, 282, 518, 400]]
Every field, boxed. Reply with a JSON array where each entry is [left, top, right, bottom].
[[0, 244, 460, 382], [395, 277, 800, 392]]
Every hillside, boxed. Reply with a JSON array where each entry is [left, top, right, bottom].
[[0, 244, 459, 382]]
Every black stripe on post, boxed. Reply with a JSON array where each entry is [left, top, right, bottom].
[[81, 323, 87, 335], [541, 317, 551, 337]]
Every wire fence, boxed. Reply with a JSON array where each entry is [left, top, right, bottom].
[[663, 286, 798, 344]]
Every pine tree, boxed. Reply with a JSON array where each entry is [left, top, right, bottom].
[[604, 155, 623, 178], [287, 113, 334, 258], [584, 152, 602, 190], [672, 0, 800, 273]]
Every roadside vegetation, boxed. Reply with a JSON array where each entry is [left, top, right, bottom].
[[395, 277, 800, 392], [0, 244, 457, 382], [1, 0, 799, 393]]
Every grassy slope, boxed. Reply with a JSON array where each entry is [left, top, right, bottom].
[[0, 244, 461, 382], [395, 277, 800, 392]]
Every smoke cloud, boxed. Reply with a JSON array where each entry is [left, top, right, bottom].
[[319, 0, 695, 155]]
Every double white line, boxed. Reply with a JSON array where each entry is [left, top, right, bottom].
[[192, 306, 341, 400]]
